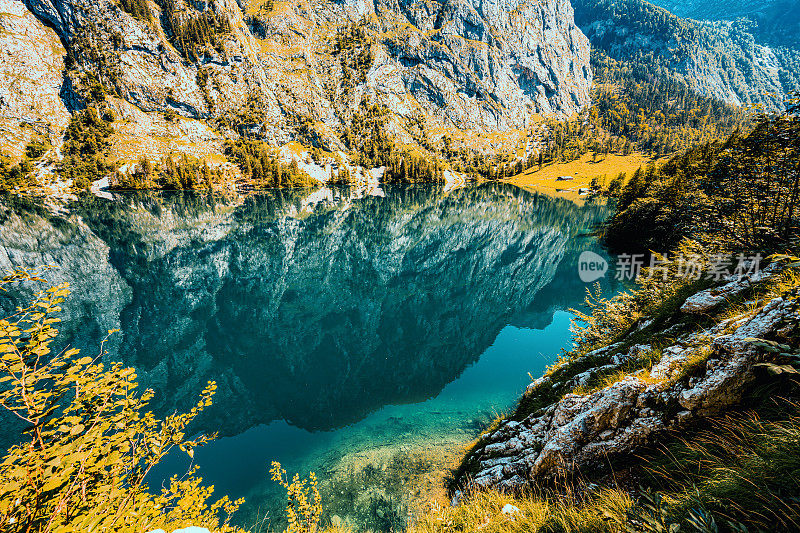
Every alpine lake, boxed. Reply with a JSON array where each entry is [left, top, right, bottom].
[[0, 183, 619, 531]]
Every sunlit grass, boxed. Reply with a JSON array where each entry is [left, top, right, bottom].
[[642, 407, 800, 531], [408, 407, 800, 533], [507, 152, 659, 202], [408, 487, 632, 533]]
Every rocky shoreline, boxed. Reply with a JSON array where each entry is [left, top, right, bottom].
[[453, 262, 800, 496]]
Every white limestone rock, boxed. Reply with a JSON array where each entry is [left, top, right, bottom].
[[0, 0, 71, 156], [680, 267, 774, 314], [15, 0, 592, 144]]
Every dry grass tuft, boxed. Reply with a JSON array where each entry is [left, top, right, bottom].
[[408, 487, 632, 533]]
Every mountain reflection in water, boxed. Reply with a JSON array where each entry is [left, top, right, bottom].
[[0, 183, 618, 531]]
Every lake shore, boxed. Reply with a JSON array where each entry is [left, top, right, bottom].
[[505, 152, 659, 203]]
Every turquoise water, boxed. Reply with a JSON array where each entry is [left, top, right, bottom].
[[0, 183, 618, 531], [165, 313, 573, 498]]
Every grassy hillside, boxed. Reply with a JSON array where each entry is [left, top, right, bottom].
[[507, 152, 658, 202]]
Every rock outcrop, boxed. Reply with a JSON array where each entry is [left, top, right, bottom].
[[8, 0, 591, 153], [0, 0, 71, 157], [680, 268, 768, 314], [457, 265, 799, 492]]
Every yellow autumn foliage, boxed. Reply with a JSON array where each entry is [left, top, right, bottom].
[[0, 268, 245, 533]]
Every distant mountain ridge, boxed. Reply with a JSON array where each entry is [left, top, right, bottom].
[[649, 0, 800, 47], [572, 0, 800, 110], [653, 0, 798, 19]]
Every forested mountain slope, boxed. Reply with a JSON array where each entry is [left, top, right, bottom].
[[650, 0, 800, 47], [1, 0, 798, 195], [572, 0, 800, 110]]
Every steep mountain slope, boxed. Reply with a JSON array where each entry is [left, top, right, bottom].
[[3, 0, 797, 188], [572, 0, 800, 110], [0, 1, 71, 158], [5, 0, 591, 156], [650, 0, 800, 47]]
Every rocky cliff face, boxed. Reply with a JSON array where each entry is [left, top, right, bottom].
[[0, 0, 71, 158], [6, 0, 591, 154], [455, 263, 800, 493]]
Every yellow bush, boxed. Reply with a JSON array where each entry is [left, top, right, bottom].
[[0, 268, 245, 532], [270, 462, 322, 533]]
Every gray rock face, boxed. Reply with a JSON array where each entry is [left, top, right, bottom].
[[23, 0, 213, 117], [459, 275, 799, 491], [374, 0, 592, 126], [13, 0, 591, 145], [0, 0, 71, 156]]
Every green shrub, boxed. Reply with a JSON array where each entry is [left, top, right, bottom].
[[226, 139, 319, 188], [119, 0, 152, 23], [72, 176, 91, 192], [340, 100, 444, 183], [59, 107, 115, 185], [24, 139, 50, 160], [333, 22, 374, 87], [270, 462, 322, 533], [603, 102, 800, 254], [158, 0, 230, 61], [0, 138, 51, 191], [0, 154, 36, 192], [111, 155, 228, 190]]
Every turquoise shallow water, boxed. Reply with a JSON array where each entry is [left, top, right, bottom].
[[165, 313, 573, 500], [0, 183, 618, 531]]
